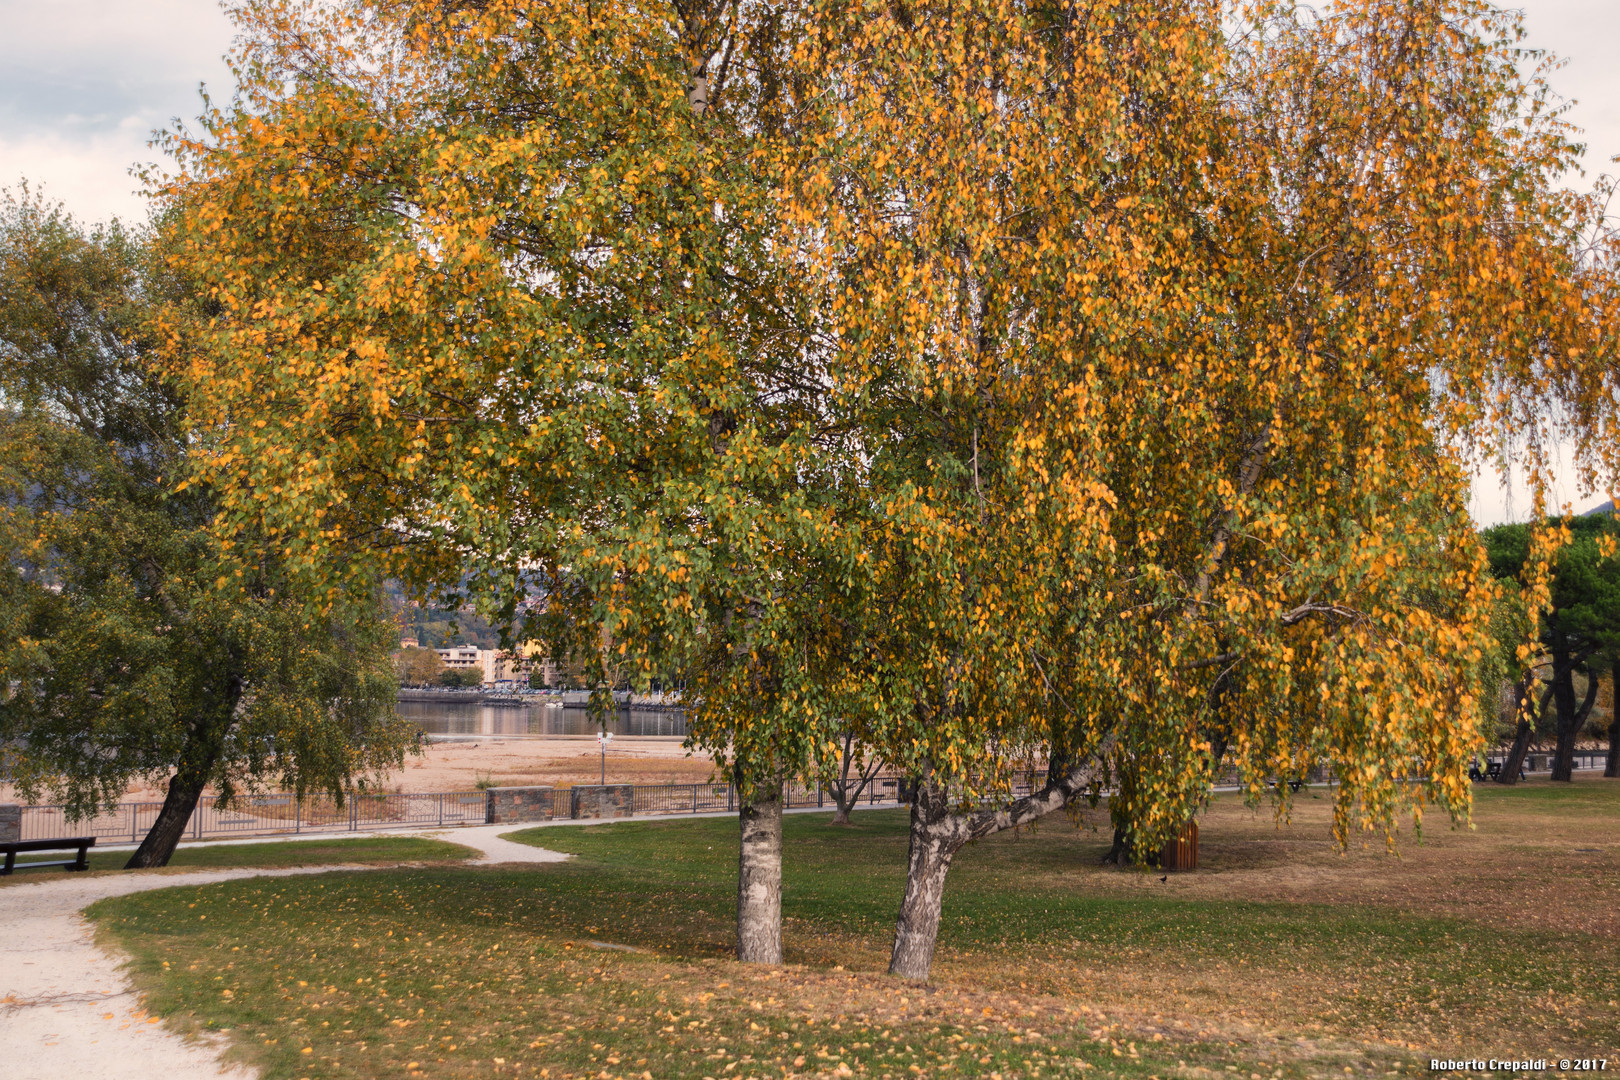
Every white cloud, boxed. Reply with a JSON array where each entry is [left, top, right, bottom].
[[0, 0, 233, 222], [1, 129, 159, 225]]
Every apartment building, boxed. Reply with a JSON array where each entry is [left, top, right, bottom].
[[433, 645, 534, 685]]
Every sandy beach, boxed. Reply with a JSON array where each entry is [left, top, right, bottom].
[[2, 737, 719, 805], [393, 735, 719, 791]]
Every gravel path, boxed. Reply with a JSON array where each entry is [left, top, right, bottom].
[[0, 828, 568, 1080]]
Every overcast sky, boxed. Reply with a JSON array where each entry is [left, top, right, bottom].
[[2, 0, 1615, 523]]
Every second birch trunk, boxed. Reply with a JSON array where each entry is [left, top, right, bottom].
[[886, 756, 1100, 981], [889, 781, 962, 980]]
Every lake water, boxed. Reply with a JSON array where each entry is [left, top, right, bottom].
[[398, 698, 688, 738]]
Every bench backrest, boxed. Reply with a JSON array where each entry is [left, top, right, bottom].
[[0, 837, 97, 854]]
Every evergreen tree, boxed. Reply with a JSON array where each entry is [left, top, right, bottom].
[[1484, 515, 1620, 781]]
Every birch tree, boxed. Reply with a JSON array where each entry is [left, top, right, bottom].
[[152, 0, 854, 960], [781, 0, 1620, 978]]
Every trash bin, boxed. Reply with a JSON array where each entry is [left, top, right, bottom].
[[1160, 819, 1198, 871]]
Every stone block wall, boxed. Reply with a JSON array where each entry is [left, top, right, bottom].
[[0, 804, 20, 843], [570, 785, 635, 820], [485, 786, 560, 825]]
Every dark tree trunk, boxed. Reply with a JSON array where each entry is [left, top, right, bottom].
[[125, 763, 210, 869], [1101, 826, 1160, 866], [828, 733, 880, 826], [1550, 650, 1575, 781], [1498, 679, 1549, 785], [736, 773, 783, 965], [1500, 720, 1532, 785], [886, 755, 1100, 981], [126, 672, 242, 869], [1101, 826, 1131, 865], [1607, 658, 1620, 779], [1551, 652, 1597, 782], [1208, 731, 1229, 777]]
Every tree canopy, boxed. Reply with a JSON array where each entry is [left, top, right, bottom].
[[396, 645, 447, 686], [1486, 516, 1620, 664]]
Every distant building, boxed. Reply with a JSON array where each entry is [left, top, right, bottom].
[[434, 645, 537, 685], [436, 645, 483, 673]]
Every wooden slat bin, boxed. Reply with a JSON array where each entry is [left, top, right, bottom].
[[1160, 819, 1198, 871]]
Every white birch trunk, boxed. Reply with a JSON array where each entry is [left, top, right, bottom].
[[737, 781, 783, 964]]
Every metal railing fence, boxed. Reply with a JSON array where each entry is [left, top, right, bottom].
[[1488, 751, 1608, 773], [18, 753, 1609, 846], [20, 790, 489, 845], [17, 779, 923, 845]]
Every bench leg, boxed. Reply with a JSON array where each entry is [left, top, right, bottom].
[[3, 851, 12, 876], [74, 844, 89, 871]]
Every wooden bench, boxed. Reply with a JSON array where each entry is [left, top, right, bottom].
[[1, 837, 97, 875]]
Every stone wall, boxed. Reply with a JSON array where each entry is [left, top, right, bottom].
[[484, 787, 560, 825], [0, 804, 20, 844], [570, 785, 635, 820]]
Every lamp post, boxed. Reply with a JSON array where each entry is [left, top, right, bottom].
[[598, 730, 613, 785]]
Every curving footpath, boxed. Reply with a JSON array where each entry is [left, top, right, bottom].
[[0, 826, 568, 1080]]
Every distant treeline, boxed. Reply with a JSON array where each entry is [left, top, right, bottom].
[[384, 583, 505, 650]]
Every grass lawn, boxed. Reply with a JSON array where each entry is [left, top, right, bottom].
[[89, 777, 1620, 1080], [3, 834, 477, 884]]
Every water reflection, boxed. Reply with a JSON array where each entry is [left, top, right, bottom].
[[398, 699, 688, 737]]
